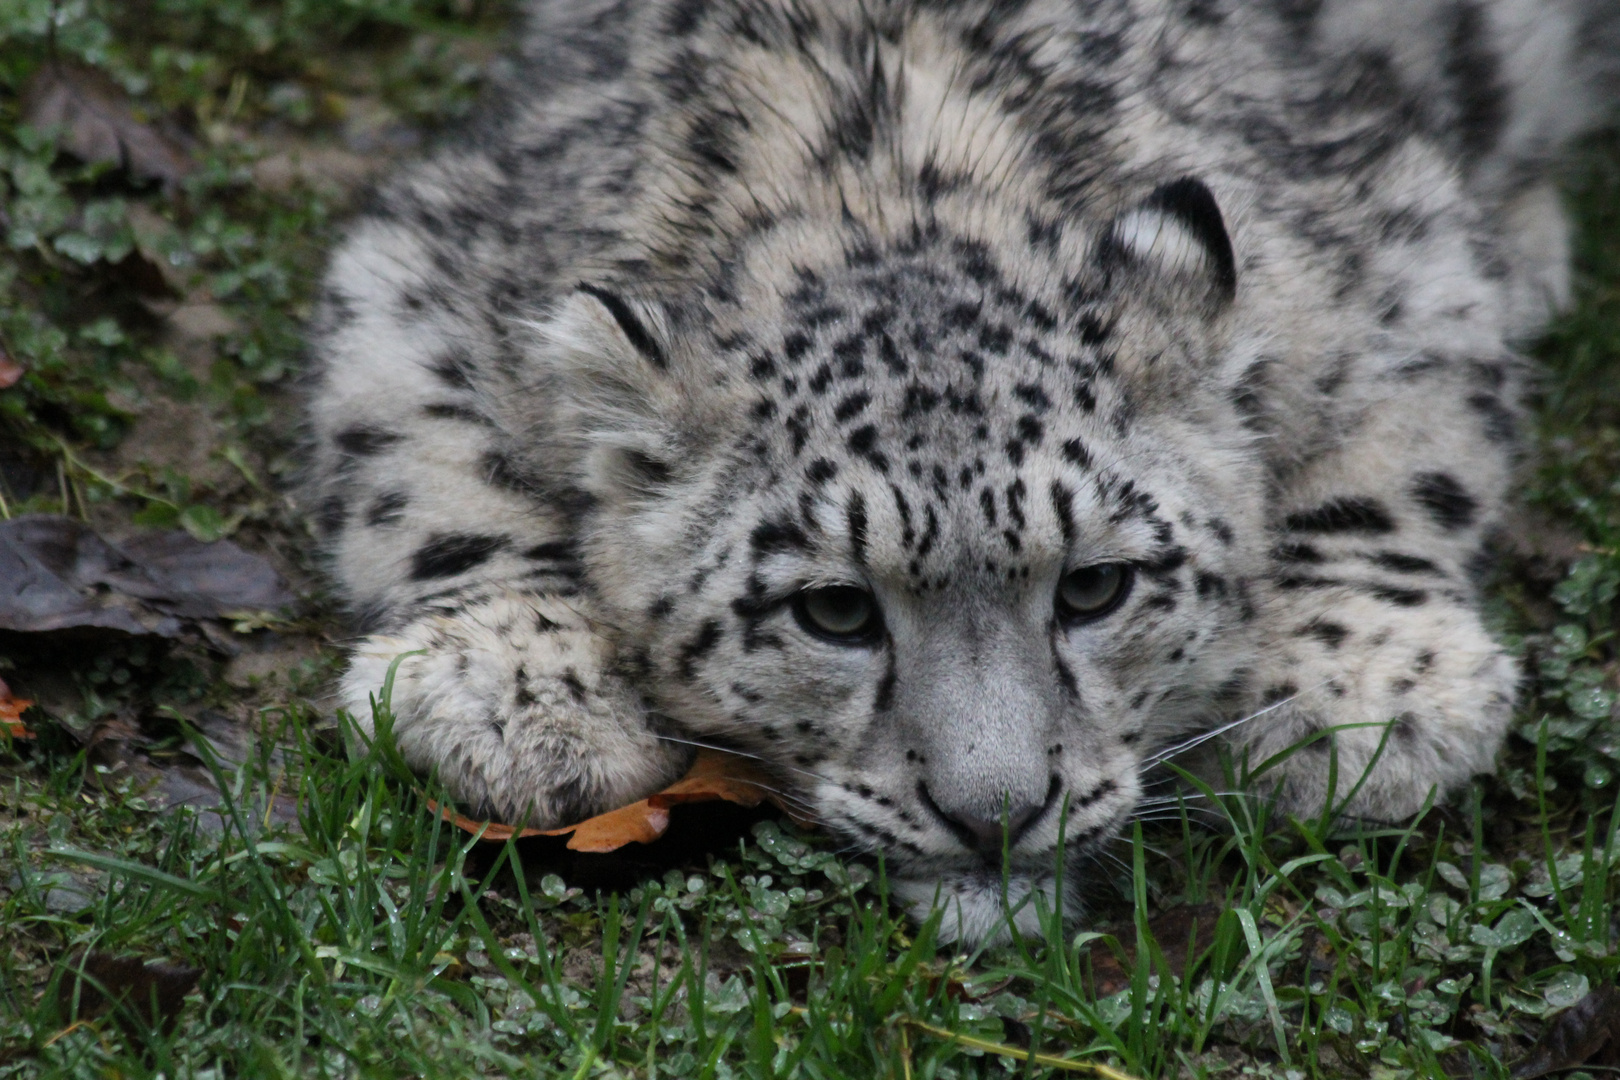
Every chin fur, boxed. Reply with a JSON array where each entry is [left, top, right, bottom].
[[892, 869, 1081, 948]]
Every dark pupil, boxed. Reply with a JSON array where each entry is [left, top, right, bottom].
[[803, 587, 873, 636], [1061, 564, 1122, 613]]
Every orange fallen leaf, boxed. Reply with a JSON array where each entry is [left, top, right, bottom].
[[427, 800, 543, 843], [431, 748, 804, 851], [549, 799, 671, 852], [0, 677, 34, 739]]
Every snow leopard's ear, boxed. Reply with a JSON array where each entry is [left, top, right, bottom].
[[1101, 177, 1237, 309], [539, 283, 687, 500], [572, 283, 670, 371]]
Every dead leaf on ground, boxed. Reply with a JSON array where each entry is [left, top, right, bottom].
[[434, 748, 806, 851], [1083, 902, 1227, 996], [428, 799, 545, 843], [0, 514, 294, 641], [84, 709, 300, 833], [0, 676, 35, 739], [22, 64, 193, 187], [1511, 984, 1620, 1078], [59, 950, 202, 1035]]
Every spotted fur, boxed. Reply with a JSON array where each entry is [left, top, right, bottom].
[[307, 0, 1617, 944]]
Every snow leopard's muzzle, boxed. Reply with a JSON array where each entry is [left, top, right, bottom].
[[812, 600, 1144, 946]]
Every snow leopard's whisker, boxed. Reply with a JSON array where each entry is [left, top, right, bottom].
[[1141, 680, 1333, 768], [651, 732, 836, 785], [650, 732, 772, 759], [1104, 829, 1174, 859], [1127, 813, 1213, 828], [729, 776, 817, 809], [1131, 789, 1244, 809], [1132, 788, 1226, 803], [647, 733, 826, 812], [1127, 809, 1216, 825], [1132, 792, 1223, 806], [1091, 847, 1135, 879], [815, 815, 880, 859], [1131, 791, 1235, 809]]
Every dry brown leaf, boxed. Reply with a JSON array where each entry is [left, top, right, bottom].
[[0, 676, 34, 739], [0, 514, 295, 640], [22, 64, 193, 186], [427, 800, 543, 843], [1512, 985, 1620, 1079], [434, 748, 801, 851]]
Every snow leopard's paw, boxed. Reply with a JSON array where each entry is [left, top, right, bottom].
[[1223, 592, 1517, 823], [341, 590, 693, 827]]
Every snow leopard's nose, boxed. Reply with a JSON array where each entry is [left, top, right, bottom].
[[916, 776, 1060, 856]]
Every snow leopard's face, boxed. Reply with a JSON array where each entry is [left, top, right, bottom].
[[550, 183, 1267, 943]]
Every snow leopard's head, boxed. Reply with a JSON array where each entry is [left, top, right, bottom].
[[533, 179, 1268, 944]]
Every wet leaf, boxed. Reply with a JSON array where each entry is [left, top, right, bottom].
[[923, 971, 1013, 1004], [1511, 984, 1620, 1078], [178, 504, 227, 543], [1569, 685, 1616, 720], [59, 950, 202, 1035], [21, 64, 193, 187], [52, 230, 106, 264], [1545, 972, 1593, 1010], [436, 749, 801, 851], [0, 677, 35, 739], [1471, 908, 1536, 950], [1478, 863, 1514, 901]]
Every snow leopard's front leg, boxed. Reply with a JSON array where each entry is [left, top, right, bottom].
[[306, 219, 691, 827], [1215, 355, 1522, 822], [341, 588, 692, 827]]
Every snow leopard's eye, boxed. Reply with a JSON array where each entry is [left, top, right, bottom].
[[794, 586, 881, 644], [1056, 563, 1133, 623]]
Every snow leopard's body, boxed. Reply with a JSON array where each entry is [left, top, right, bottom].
[[307, 0, 1618, 943]]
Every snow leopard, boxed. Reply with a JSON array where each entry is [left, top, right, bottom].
[[305, 0, 1619, 944]]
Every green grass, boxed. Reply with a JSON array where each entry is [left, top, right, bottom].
[[2, 2, 1619, 1077]]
